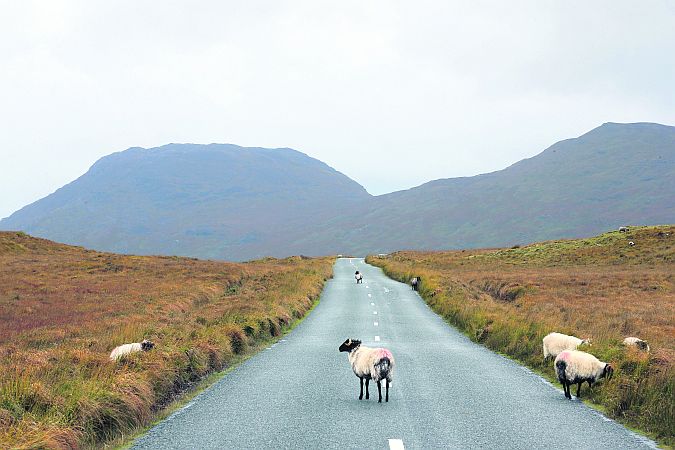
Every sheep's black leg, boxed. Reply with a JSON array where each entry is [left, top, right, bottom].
[[359, 378, 363, 400], [377, 381, 382, 403], [576, 382, 582, 398], [365, 379, 370, 399], [386, 379, 389, 402], [563, 382, 571, 399]]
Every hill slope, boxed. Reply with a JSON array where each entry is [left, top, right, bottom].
[[302, 122, 675, 254], [1, 123, 674, 259], [0, 144, 369, 260]]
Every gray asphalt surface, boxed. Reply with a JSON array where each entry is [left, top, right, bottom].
[[132, 258, 655, 449]]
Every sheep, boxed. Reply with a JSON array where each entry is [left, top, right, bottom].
[[629, 241, 635, 246], [623, 337, 650, 352], [339, 338, 395, 402], [411, 276, 421, 291], [110, 339, 155, 361], [355, 271, 363, 284], [554, 350, 613, 399], [542, 332, 591, 359], [619, 226, 629, 233]]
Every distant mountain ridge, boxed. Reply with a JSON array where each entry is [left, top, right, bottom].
[[2, 123, 674, 260]]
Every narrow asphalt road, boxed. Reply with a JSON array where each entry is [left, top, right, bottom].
[[133, 258, 654, 449]]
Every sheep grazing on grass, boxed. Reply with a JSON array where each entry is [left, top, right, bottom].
[[623, 337, 650, 352], [110, 339, 155, 361], [542, 332, 591, 359], [355, 271, 363, 284], [411, 277, 421, 291], [619, 226, 630, 233], [555, 350, 613, 399], [339, 338, 395, 402]]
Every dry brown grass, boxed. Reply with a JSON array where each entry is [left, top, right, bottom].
[[368, 225, 674, 445], [0, 232, 333, 448]]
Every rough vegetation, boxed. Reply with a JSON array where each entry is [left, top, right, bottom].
[[367, 225, 674, 446], [0, 232, 333, 448]]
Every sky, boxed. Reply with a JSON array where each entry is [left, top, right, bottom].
[[1, 1, 675, 219]]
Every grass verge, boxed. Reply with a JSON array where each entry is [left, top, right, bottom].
[[367, 225, 674, 447]]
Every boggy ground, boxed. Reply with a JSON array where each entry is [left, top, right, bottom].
[[367, 225, 674, 446], [0, 232, 333, 448]]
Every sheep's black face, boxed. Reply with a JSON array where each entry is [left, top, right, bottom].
[[339, 339, 361, 353], [141, 340, 155, 351], [603, 364, 614, 381]]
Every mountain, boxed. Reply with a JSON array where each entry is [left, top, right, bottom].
[[0, 144, 370, 260], [299, 122, 675, 254], [2, 123, 674, 260]]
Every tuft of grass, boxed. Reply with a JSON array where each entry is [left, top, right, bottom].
[[368, 225, 674, 447], [0, 232, 333, 449]]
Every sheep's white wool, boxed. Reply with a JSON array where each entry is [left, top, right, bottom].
[[348, 345, 395, 382], [555, 350, 606, 382], [542, 332, 586, 358], [110, 342, 143, 360], [623, 337, 650, 351]]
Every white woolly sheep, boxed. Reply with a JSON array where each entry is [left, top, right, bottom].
[[623, 337, 650, 352], [619, 226, 629, 233], [109, 339, 155, 361], [355, 271, 363, 284], [542, 332, 591, 359], [555, 350, 613, 399], [339, 338, 395, 402], [411, 277, 421, 291], [629, 241, 635, 246]]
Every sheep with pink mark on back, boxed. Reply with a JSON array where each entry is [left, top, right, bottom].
[[339, 338, 395, 402], [554, 350, 613, 399]]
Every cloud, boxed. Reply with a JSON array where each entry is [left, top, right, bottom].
[[1, 0, 674, 217]]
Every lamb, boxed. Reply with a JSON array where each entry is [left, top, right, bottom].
[[542, 332, 590, 359], [554, 350, 613, 399], [411, 277, 421, 291], [339, 338, 395, 402], [619, 226, 629, 233], [109, 339, 155, 361], [355, 271, 363, 284], [623, 337, 650, 352]]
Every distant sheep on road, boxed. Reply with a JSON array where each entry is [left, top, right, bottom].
[[355, 271, 363, 284], [110, 339, 155, 361], [411, 277, 421, 291]]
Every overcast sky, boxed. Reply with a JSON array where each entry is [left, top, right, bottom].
[[1, 1, 675, 219]]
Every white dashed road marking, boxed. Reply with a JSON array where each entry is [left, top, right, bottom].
[[374, 322, 378, 326], [368, 293, 372, 298], [389, 439, 405, 450], [370, 302, 375, 306], [384, 287, 390, 293], [373, 311, 378, 315], [375, 336, 380, 341]]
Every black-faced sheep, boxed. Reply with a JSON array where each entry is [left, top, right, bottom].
[[623, 337, 650, 352], [339, 338, 395, 402], [555, 350, 613, 399], [355, 271, 363, 284], [542, 332, 591, 359], [110, 339, 155, 361], [619, 226, 629, 233], [411, 277, 421, 291]]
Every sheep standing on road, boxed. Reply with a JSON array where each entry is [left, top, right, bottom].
[[411, 277, 421, 291], [555, 350, 613, 399], [623, 337, 650, 352], [542, 332, 590, 359], [110, 339, 155, 361], [339, 338, 395, 402], [355, 271, 363, 284]]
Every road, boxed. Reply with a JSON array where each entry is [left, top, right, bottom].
[[132, 258, 654, 449]]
